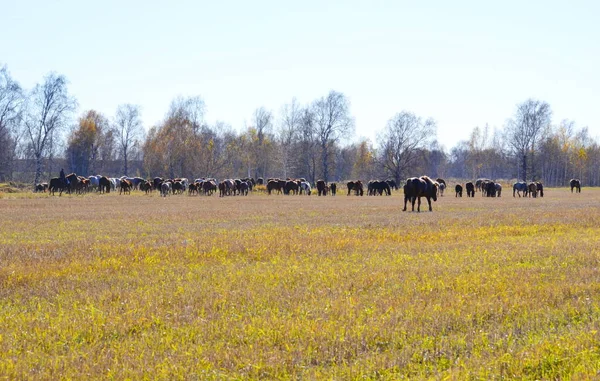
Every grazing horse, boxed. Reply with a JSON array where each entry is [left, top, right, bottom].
[[536, 182, 544, 197], [475, 178, 490, 193], [528, 182, 538, 198], [141, 180, 153, 194], [284, 180, 299, 195], [465, 182, 475, 197], [316, 180, 327, 196], [330, 183, 337, 196], [238, 181, 249, 196], [347, 180, 364, 196], [570, 179, 581, 193], [402, 176, 438, 212], [119, 179, 132, 195], [99, 176, 111, 194], [300, 181, 312, 195], [495, 183, 502, 197], [386, 179, 398, 191], [203, 180, 217, 195], [513, 181, 528, 197], [160, 181, 171, 197], [368, 180, 391, 196], [35, 183, 48, 193], [438, 182, 446, 197], [455, 184, 463, 197]]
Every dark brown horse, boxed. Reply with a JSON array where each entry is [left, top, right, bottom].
[[48, 173, 79, 196], [528, 182, 538, 198], [316, 180, 327, 196], [120, 179, 132, 195], [570, 179, 581, 193], [455, 184, 463, 197], [347, 180, 364, 196], [465, 182, 475, 197], [99, 176, 111, 194], [403, 176, 438, 212]]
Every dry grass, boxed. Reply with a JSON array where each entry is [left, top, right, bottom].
[[1, 188, 599, 379]]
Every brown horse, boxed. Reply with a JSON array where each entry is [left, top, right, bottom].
[[465, 182, 475, 197], [455, 184, 463, 197], [120, 179, 132, 195], [347, 180, 364, 196], [403, 176, 438, 212], [528, 182, 538, 198], [48, 173, 79, 196], [316, 180, 327, 196], [570, 179, 581, 193]]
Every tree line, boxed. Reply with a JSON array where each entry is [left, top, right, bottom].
[[1, 64, 599, 187]]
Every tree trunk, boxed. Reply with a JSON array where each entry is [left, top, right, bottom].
[[322, 142, 329, 182], [123, 151, 128, 176], [522, 153, 527, 181], [34, 153, 43, 185]]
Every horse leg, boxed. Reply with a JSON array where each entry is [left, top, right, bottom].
[[416, 196, 421, 212], [427, 196, 432, 211]]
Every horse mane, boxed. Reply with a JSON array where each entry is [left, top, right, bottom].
[[420, 176, 435, 186]]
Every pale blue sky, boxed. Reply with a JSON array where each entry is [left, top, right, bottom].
[[2, 0, 598, 149]]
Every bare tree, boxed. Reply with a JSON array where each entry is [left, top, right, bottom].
[[505, 99, 551, 181], [298, 107, 318, 183], [377, 111, 436, 186], [23, 73, 77, 185], [312, 91, 354, 181], [252, 106, 273, 179], [167, 95, 206, 134], [114, 104, 144, 176], [0, 65, 24, 181], [277, 98, 301, 178]]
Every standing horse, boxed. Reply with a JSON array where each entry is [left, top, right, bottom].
[[513, 181, 528, 197], [528, 182, 538, 198], [402, 176, 438, 212], [455, 184, 463, 197], [465, 182, 475, 197], [570, 179, 581, 193]]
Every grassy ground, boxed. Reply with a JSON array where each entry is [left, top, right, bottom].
[[1, 188, 599, 379]]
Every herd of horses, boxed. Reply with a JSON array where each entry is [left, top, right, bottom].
[[36, 173, 584, 212]]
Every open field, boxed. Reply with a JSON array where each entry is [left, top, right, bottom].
[[1, 188, 600, 379]]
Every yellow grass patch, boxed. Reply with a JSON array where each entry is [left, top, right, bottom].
[[1, 188, 599, 379]]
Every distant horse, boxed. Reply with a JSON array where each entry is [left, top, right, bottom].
[[300, 181, 312, 195], [99, 176, 111, 194], [536, 182, 544, 197], [528, 182, 538, 198], [347, 180, 364, 196], [402, 176, 438, 212], [455, 184, 463, 197], [161, 181, 171, 197], [465, 182, 475, 197], [386, 179, 398, 191], [330, 183, 337, 196], [495, 183, 502, 197], [513, 181, 528, 197], [570, 179, 581, 193], [48, 173, 79, 196], [438, 182, 446, 197], [120, 179, 132, 195], [35, 183, 48, 193], [316, 180, 327, 196], [368, 180, 391, 196]]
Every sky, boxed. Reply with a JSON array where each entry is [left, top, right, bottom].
[[2, 0, 599, 150]]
